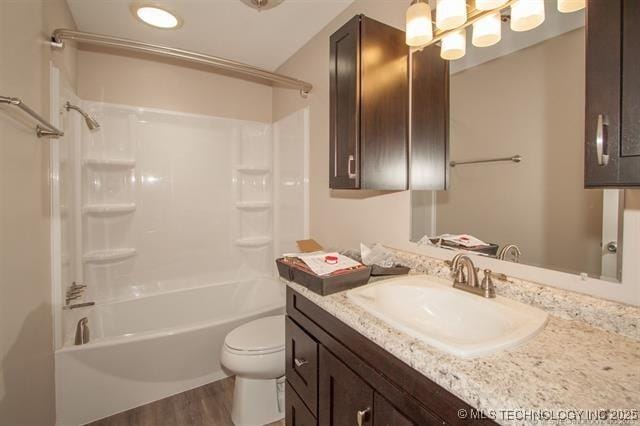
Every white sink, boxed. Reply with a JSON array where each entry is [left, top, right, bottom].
[[347, 275, 548, 358]]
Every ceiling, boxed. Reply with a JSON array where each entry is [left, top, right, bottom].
[[66, 0, 354, 71]]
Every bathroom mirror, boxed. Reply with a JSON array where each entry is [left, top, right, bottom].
[[410, 6, 624, 282]]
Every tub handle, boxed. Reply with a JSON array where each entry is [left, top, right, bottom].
[[294, 358, 308, 368]]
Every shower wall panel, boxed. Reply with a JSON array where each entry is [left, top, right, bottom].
[[79, 102, 274, 302]]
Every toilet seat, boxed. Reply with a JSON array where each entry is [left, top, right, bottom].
[[224, 315, 284, 355]]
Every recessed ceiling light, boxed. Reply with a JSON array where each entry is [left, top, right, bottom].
[[131, 4, 182, 29]]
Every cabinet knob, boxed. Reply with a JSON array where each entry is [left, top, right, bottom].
[[596, 114, 610, 166], [294, 358, 308, 368], [356, 407, 371, 426]]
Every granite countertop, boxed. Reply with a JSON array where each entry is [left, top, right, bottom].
[[284, 252, 640, 426]]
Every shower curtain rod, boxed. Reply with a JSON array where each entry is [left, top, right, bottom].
[[51, 29, 313, 96]]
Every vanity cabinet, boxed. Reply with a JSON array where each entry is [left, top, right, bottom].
[[329, 15, 409, 190], [585, 0, 640, 187], [285, 287, 496, 425]]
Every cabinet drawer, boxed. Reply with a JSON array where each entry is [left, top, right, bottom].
[[286, 382, 317, 426], [286, 317, 318, 415]]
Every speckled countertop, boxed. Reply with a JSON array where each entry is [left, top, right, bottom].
[[284, 250, 640, 426]]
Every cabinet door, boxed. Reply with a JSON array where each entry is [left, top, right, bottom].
[[620, 0, 640, 184], [411, 45, 449, 190], [318, 346, 373, 426], [585, 0, 640, 187], [330, 15, 361, 189], [359, 17, 409, 190], [286, 382, 317, 426], [373, 393, 414, 426]]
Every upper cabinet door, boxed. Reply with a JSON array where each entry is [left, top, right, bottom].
[[585, 0, 640, 187], [329, 15, 409, 190], [411, 45, 449, 190], [359, 16, 408, 190], [330, 15, 361, 189]]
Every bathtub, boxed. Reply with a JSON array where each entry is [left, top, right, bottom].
[[55, 278, 285, 425]]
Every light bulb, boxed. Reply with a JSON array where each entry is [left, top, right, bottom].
[[474, 0, 508, 11], [406, 1, 434, 47], [436, 0, 467, 31], [557, 0, 585, 13], [472, 12, 501, 47], [441, 29, 466, 60], [510, 0, 545, 32]]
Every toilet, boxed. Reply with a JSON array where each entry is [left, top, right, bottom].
[[221, 315, 285, 426]]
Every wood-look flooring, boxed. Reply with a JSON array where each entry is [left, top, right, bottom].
[[88, 377, 285, 426]]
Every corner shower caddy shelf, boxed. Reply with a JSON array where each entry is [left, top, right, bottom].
[[83, 158, 136, 168], [235, 165, 271, 174], [235, 201, 271, 211], [83, 203, 137, 215], [234, 236, 272, 248], [83, 248, 137, 263]]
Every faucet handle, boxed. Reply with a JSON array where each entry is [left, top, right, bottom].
[[481, 269, 496, 298]]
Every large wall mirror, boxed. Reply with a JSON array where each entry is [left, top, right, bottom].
[[410, 5, 624, 282]]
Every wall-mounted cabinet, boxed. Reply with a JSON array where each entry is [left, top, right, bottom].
[[329, 15, 448, 191], [585, 0, 640, 187]]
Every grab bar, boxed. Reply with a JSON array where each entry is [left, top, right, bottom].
[[0, 95, 64, 138], [450, 155, 522, 167]]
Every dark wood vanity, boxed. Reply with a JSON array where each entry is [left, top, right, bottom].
[[284, 288, 496, 425], [585, 0, 640, 187], [329, 15, 449, 191]]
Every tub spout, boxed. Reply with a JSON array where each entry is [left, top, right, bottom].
[[75, 317, 90, 345]]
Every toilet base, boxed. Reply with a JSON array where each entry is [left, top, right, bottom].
[[231, 376, 285, 426]]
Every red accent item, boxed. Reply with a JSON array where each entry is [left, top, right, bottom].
[[324, 255, 339, 265]]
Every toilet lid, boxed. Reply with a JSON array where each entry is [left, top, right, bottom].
[[225, 315, 285, 353]]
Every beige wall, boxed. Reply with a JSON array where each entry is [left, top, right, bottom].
[[0, 0, 77, 424], [437, 28, 603, 276], [77, 46, 273, 123], [273, 1, 410, 250]]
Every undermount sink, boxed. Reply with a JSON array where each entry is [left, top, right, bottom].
[[347, 275, 548, 358]]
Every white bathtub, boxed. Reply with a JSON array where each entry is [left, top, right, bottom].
[[55, 278, 285, 425]]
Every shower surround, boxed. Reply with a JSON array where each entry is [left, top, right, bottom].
[[53, 98, 308, 424]]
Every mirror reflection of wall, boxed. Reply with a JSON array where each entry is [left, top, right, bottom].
[[410, 7, 623, 281]]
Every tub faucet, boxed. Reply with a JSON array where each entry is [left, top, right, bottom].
[[75, 317, 90, 345]]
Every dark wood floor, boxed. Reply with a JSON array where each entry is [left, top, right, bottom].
[[88, 377, 285, 426]]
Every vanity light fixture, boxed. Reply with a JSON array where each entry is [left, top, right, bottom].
[[436, 0, 468, 31], [510, 0, 545, 32], [406, 0, 434, 47], [132, 4, 182, 29], [472, 12, 501, 47], [406, 0, 582, 60], [557, 0, 585, 13], [440, 29, 467, 60], [474, 0, 509, 10]]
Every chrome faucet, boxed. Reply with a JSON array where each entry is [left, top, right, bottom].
[[449, 255, 496, 298], [498, 244, 522, 263]]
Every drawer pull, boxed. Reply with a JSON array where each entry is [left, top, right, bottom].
[[357, 407, 371, 426], [294, 358, 308, 368]]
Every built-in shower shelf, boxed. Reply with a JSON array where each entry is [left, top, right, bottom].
[[234, 236, 271, 248], [83, 203, 136, 215], [235, 201, 271, 211], [83, 248, 137, 263], [235, 165, 271, 174], [83, 158, 136, 168]]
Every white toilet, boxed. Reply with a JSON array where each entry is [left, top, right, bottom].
[[221, 315, 285, 426]]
